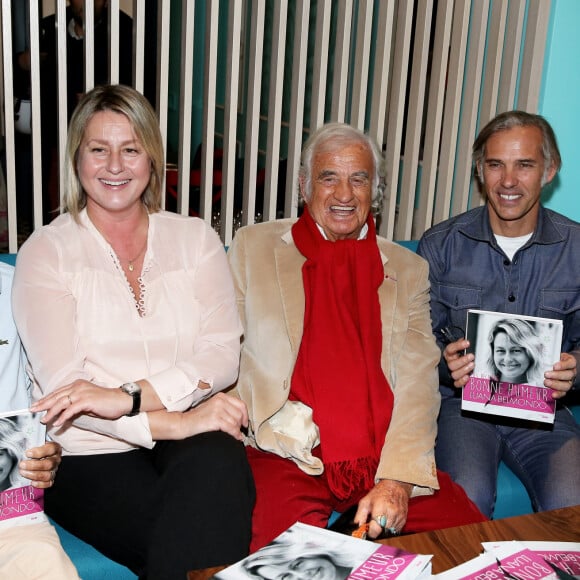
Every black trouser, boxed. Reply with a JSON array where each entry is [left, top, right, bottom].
[[46, 432, 255, 579]]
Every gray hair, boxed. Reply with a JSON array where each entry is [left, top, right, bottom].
[[298, 123, 386, 213], [473, 110, 561, 185]]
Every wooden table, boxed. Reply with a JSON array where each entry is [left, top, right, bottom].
[[188, 505, 580, 579], [380, 504, 580, 574]]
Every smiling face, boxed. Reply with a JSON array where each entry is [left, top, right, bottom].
[[478, 126, 556, 237], [77, 110, 151, 220], [304, 142, 373, 241], [493, 331, 532, 383], [256, 556, 343, 580]]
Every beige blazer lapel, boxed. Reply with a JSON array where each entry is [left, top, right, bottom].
[[275, 237, 306, 358]]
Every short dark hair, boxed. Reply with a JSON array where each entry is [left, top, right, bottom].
[[472, 110, 561, 182]]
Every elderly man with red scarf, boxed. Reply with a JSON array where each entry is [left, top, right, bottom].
[[228, 123, 486, 552]]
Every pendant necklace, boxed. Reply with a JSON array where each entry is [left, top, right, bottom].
[[127, 239, 147, 272]]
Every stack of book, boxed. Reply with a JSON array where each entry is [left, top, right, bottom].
[[213, 523, 580, 579]]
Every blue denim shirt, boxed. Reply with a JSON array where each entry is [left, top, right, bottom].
[[417, 205, 580, 388]]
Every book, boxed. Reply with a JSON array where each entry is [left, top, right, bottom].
[[0, 409, 47, 529], [434, 540, 561, 579], [461, 310, 563, 423], [482, 541, 580, 579], [213, 522, 432, 579]]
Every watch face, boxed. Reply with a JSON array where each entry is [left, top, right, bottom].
[[123, 382, 141, 395]]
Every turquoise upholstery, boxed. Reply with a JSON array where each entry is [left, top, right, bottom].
[[50, 520, 136, 579]]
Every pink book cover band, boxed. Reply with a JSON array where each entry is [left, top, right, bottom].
[[0, 484, 44, 523]]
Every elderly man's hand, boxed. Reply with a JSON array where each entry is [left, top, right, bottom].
[[443, 338, 474, 388], [545, 353, 577, 399], [353, 479, 412, 539], [19, 441, 62, 489]]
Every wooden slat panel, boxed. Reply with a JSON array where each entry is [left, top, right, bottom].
[[56, 0, 68, 210], [479, 1, 508, 125], [330, 0, 352, 123], [433, 0, 471, 224], [309, 0, 331, 131], [220, 0, 243, 245], [0, 0, 556, 248], [176, 0, 195, 217], [85, 0, 95, 90], [241, 0, 265, 227], [109, 0, 120, 83], [395, 0, 433, 241], [413, 0, 454, 238], [1, 0, 17, 251], [28, 0, 43, 228], [368, 0, 395, 148], [350, 0, 373, 130], [262, 0, 287, 221], [200, 0, 220, 222], [156, 0, 171, 207], [497, 0, 526, 113], [132, 0, 146, 94], [517, 0, 551, 112], [284, 0, 310, 218], [452, 0, 489, 215], [378, 0, 414, 239]]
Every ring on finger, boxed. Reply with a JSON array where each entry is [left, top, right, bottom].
[[67, 395, 73, 406], [373, 514, 387, 529], [50, 470, 56, 482], [387, 526, 399, 535]]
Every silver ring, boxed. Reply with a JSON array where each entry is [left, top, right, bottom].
[[67, 395, 73, 406], [388, 526, 399, 535], [373, 514, 387, 528], [50, 470, 56, 481]]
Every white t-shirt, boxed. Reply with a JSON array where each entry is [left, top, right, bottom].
[[494, 232, 533, 262]]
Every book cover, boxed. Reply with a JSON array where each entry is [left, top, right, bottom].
[[434, 541, 559, 579], [482, 541, 580, 578], [0, 409, 47, 529], [213, 522, 432, 579], [461, 310, 563, 423]]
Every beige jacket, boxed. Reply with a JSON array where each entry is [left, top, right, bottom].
[[228, 218, 441, 493]]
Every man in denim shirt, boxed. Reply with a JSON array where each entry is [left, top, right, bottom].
[[417, 110, 580, 518]]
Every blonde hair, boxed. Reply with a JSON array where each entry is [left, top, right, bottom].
[[62, 84, 164, 220]]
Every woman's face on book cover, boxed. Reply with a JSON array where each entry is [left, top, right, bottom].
[[255, 555, 348, 580], [493, 331, 532, 383], [0, 448, 15, 489]]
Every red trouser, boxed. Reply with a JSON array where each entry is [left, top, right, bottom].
[[247, 446, 487, 552]]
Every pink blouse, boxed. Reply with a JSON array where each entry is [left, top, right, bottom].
[[12, 209, 242, 455]]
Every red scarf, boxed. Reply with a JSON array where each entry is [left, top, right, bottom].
[[290, 207, 394, 501]]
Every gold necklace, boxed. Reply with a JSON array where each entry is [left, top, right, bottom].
[[126, 239, 148, 272]]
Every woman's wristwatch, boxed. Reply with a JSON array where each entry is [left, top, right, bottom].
[[120, 382, 142, 417]]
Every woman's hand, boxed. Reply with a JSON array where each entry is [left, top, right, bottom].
[[443, 339, 474, 388], [18, 441, 62, 489], [155, 392, 249, 442], [31, 380, 131, 427], [353, 479, 412, 539], [545, 353, 577, 399]]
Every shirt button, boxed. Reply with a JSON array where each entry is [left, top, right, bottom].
[[503, 259, 510, 266], [508, 294, 515, 302]]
